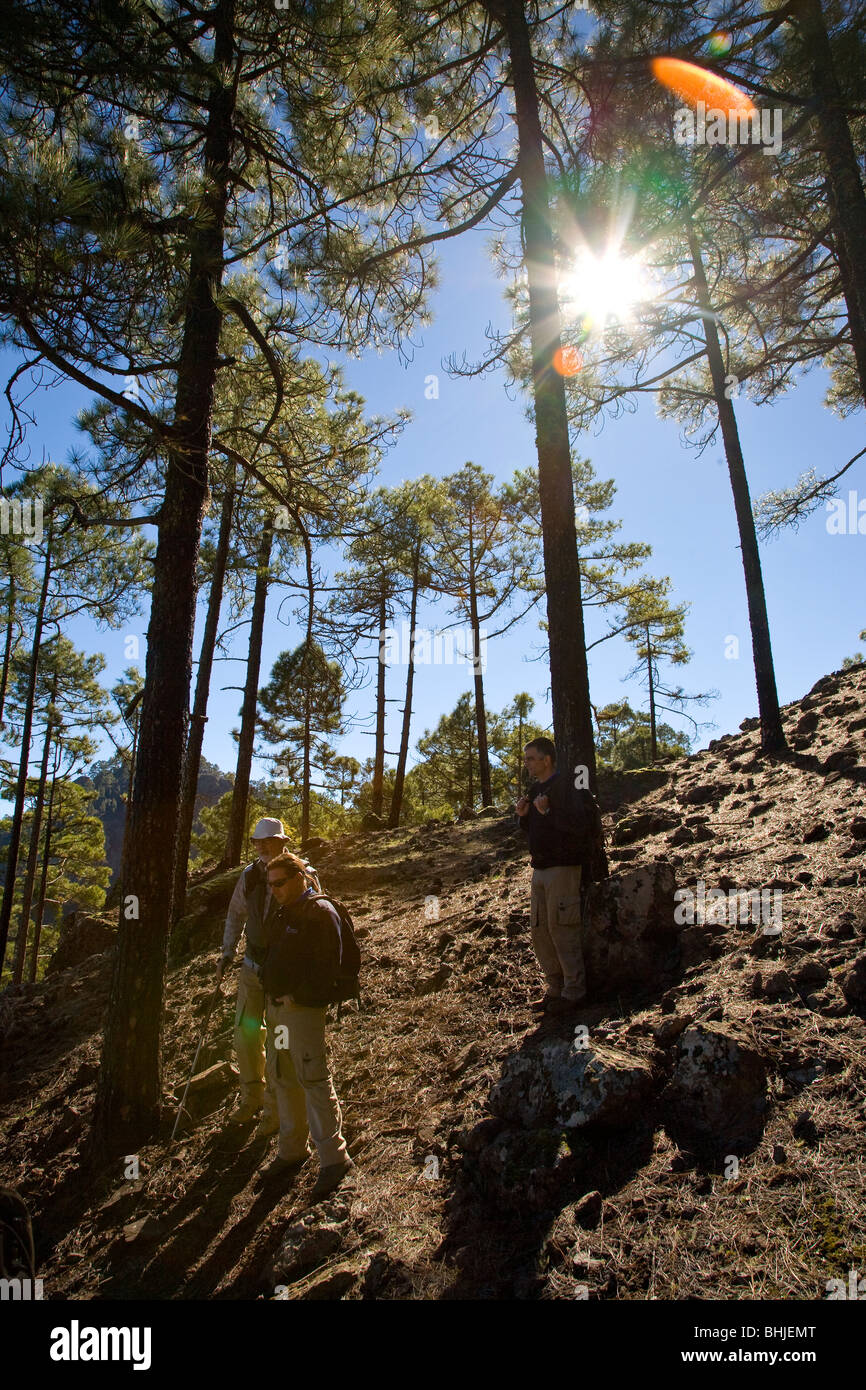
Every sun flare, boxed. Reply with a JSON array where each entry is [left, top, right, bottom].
[[559, 248, 651, 331]]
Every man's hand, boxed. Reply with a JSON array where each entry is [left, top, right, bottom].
[[516, 795, 530, 817], [217, 953, 232, 981], [533, 793, 550, 815]]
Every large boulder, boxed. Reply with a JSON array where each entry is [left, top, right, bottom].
[[841, 954, 866, 1006], [661, 1023, 768, 1151], [611, 811, 679, 846], [474, 1126, 575, 1211], [490, 1037, 656, 1131], [46, 912, 116, 975], [679, 780, 732, 807], [582, 862, 681, 994]]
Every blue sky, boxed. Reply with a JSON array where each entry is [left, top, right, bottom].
[[2, 221, 864, 797]]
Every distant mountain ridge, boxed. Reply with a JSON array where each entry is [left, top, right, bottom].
[[81, 755, 233, 882]]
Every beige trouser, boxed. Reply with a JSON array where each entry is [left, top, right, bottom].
[[530, 865, 587, 1001], [265, 997, 349, 1168], [234, 962, 278, 1120]]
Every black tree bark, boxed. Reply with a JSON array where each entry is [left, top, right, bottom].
[[91, 0, 238, 1152], [688, 221, 787, 755], [488, 3, 599, 794], [796, 0, 866, 403]]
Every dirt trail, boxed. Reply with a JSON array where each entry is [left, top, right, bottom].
[[1, 664, 865, 1299]]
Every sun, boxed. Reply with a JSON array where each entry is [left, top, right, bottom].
[[559, 247, 652, 332]]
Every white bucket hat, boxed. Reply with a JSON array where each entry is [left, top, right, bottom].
[[250, 817, 290, 841]]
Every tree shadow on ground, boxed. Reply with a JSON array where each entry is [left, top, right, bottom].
[[99, 1128, 273, 1297]]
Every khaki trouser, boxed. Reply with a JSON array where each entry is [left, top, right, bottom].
[[265, 996, 349, 1168], [234, 962, 278, 1120], [530, 865, 587, 1001]]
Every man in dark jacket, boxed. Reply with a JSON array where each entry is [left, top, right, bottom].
[[258, 852, 354, 1199], [516, 737, 596, 1016]]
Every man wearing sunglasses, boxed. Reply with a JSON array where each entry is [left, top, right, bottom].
[[258, 852, 354, 1199]]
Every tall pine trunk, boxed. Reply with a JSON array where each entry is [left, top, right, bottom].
[[118, 710, 139, 888], [466, 724, 474, 810], [223, 524, 274, 868], [645, 625, 658, 763], [28, 746, 59, 984], [515, 707, 525, 796], [469, 580, 492, 807], [11, 677, 56, 986], [91, 0, 237, 1152], [301, 685, 312, 843], [0, 573, 15, 724], [796, 0, 866, 403], [487, 0, 606, 876], [388, 546, 420, 828], [0, 529, 51, 974], [687, 221, 787, 755], [371, 586, 387, 818], [493, 0, 594, 774], [172, 484, 235, 919]]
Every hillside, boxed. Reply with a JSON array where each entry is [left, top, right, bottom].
[[1, 663, 865, 1301]]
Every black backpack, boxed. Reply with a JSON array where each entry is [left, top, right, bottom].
[[262, 892, 361, 1009]]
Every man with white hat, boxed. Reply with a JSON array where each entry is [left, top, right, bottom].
[[218, 817, 293, 1134]]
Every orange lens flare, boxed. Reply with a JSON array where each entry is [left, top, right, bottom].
[[651, 57, 756, 118], [553, 346, 584, 377]]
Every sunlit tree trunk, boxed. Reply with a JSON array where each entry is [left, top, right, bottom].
[[223, 524, 273, 868], [0, 529, 51, 974], [388, 544, 420, 828], [12, 674, 57, 986], [173, 484, 235, 918], [371, 586, 387, 819]]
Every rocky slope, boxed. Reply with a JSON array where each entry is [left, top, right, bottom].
[[1, 664, 864, 1300]]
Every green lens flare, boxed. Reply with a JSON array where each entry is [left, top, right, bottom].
[[708, 31, 733, 56]]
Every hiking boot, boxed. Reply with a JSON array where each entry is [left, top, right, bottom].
[[546, 996, 584, 1017], [255, 1112, 280, 1139], [228, 1098, 261, 1126], [254, 1153, 307, 1187], [310, 1158, 356, 1201], [531, 993, 561, 1013]]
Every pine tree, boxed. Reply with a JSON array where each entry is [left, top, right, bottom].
[[0, 0, 437, 1148], [416, 692, 480, 813], [258, 641, 346, 844], [0, 468, 148, 976]]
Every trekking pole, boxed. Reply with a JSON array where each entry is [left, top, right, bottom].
[[170, 978, 224, 1143]]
